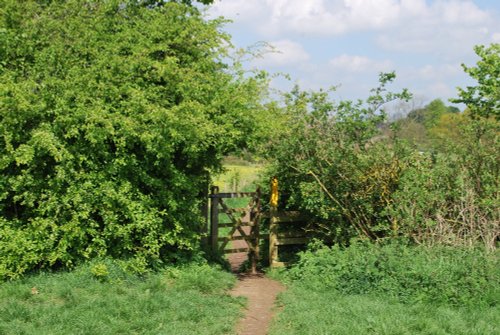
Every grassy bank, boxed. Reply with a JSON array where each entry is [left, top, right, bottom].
[[0, 262, 242, 335], [269, 241, 500, 335]]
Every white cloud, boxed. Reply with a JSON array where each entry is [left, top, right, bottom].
[[252, 40, 310, 67], [428, 82, 454, 98], [493, 32, 500, 42], [206, 1, 499, 101], [329, 54, 393, 73], [435, 0, 489, 24], [416, 64, 461, 81], [207, 0, 264, 23], [375, 1, 493, 58], [208, 0, 492, 37], [263, 0, 403, 35]]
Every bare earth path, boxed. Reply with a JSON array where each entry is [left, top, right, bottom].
[[226, 222, 285, 335], [230, 273, 285, 335]]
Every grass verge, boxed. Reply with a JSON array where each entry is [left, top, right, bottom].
[[270, 289, 499, 335], [269, 241, 500, 335], [0, 262, 243, 335]]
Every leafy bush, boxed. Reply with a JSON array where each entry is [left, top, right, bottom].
[[0, 0, 270, 279], [388, 133, 499, 249], [285, 241, 500, 307], [264, 73, 411, 243], [265, 48, 498, 248]]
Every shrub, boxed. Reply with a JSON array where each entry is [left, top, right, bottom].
[[0, 0, 270, 279], [286, 241, 500, 307], [264, 73, 411, 244]]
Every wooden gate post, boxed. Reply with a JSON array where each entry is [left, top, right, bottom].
[[269, 177, 279, 267], [249, 187, 261, 274], [210, 186, 219, 253]]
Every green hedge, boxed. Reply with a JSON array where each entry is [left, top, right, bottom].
[[286, 241, 499, 307], [0, 0, 269, 279]]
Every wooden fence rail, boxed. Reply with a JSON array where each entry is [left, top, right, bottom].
[[269, 210, 310, 267], [208, 185, 310, 270]]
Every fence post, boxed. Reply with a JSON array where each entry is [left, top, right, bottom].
[[210, 186, 219, 253], [269, 177, 279, 267], [249, 187, 261, 274], [199, 173, 210, 249]]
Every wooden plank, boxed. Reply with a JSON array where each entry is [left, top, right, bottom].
[[209, 192, 257, 199], [217, 222, 254, 228], [269, 207, 278, 267], [259, 212, 271, 219], [223, 247, 249, 254], [273, 213, 308, 223], [259, 210, 308, 222], [249, 187, 260, 274], [271, 261, 288, 267], [221, 207, 248, 214], [276, 230, 307, 238], [275, 237, 309, 246], [217, 236, 255, 242]]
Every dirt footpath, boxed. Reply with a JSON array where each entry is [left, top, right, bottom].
[[230, 273, 285, 335], [226, 221, 284, 335]]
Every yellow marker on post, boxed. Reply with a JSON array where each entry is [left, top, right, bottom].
[[270, 176, 278, 208]]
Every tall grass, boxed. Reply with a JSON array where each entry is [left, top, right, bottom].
[[0, 262, 243, 335], [270, 241, 500, 334]]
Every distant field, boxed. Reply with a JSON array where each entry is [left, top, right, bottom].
[[212, 161, 265, 258], [213, 163, 265, 193]]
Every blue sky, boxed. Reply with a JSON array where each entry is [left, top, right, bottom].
[[203, 0, 500, 110]]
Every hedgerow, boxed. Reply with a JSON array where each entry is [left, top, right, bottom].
[[285, 241, 499, 307], [0, 0, 270, 279]]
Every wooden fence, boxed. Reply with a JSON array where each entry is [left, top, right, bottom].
[[208, 186, 310, 269], [268, 209, 310, 267]]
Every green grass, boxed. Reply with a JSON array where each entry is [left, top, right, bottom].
[[269, 242, 500, 335], [0, 262, 243, 335], [270, 289, 500, 335], [213, 164, 264, 193]]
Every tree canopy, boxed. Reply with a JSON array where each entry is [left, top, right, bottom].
[[452, 43, 499, 120], [0, 0, 270, 278]]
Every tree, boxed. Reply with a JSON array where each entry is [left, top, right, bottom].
[[407, 98, 448, 129], [452, 43, 499, 120], [0, 0, 270, 279], [265, 73, 411, 243]]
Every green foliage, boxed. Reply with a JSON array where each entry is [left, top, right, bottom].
[[394, 98, 460, 150], [0, 0, 270, 279], [285, 242, 499, 307], [266, 48, 498, 248], [213, 163, 264, 192], [265, 73, 411, 243], [140, 0, 214, 6], [270, 243, 500, 334], [0, 262, 241, 334], [407, 98, 448, 129], [388, 122, 499, 248], [270, 289, 500, 335], [452, 43, 499, 120]]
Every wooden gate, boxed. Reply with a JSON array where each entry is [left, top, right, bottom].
[[209, 186, 261, 273]]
